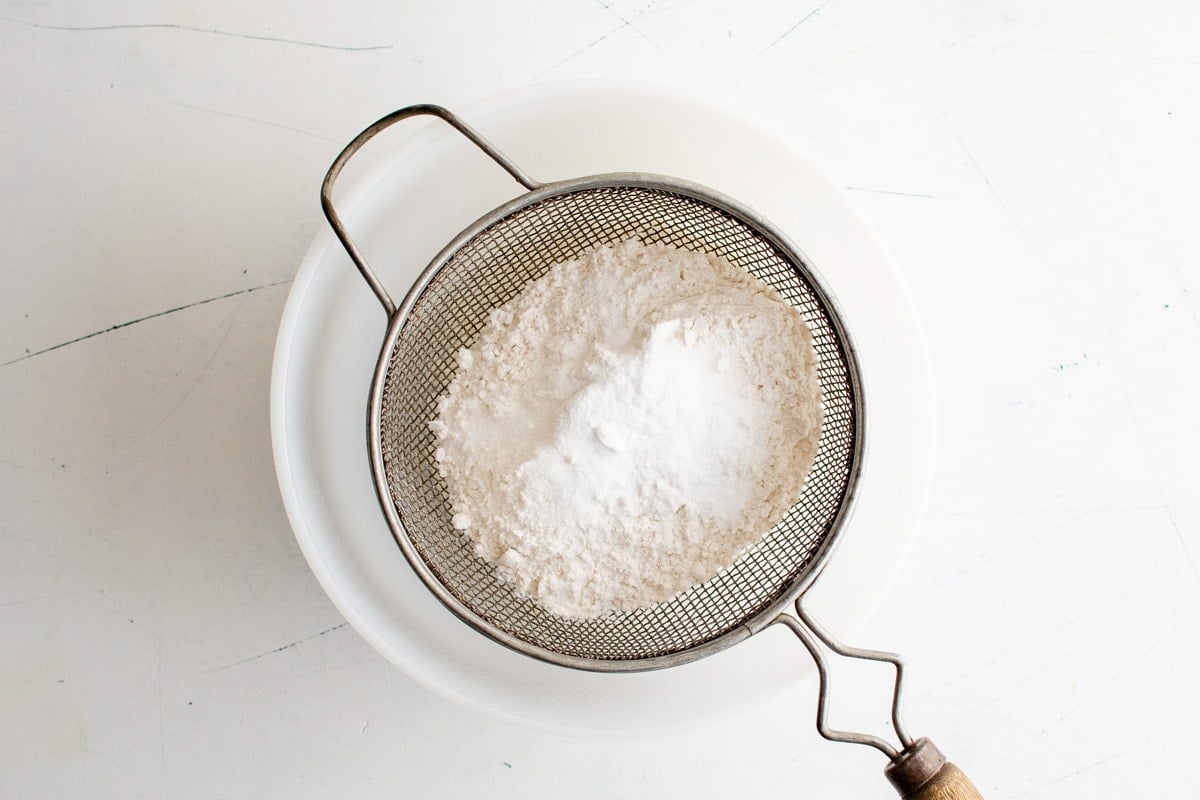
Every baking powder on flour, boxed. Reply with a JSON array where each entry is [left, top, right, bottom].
[[431, 239, 822, 618]]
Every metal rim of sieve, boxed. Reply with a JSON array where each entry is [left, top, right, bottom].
[[319, 107, 977, 793], [382, 170, 860, 670]]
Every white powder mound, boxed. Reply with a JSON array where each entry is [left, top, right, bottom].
[[431, 238, 822, 619]]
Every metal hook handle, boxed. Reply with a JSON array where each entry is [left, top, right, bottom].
[[320, 104, 542, 316]]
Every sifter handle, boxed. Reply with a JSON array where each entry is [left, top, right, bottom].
[[772, 604, 983, 798], [904, 763, 983, 800], [885, 738, 984, 800], [320, 104, 541, 316]]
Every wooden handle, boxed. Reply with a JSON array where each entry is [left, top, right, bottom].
[[905, 762, 983, 800], [885, 739, 983, 799]]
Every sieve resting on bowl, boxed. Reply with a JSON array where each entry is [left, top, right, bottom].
[[321, 105, 982, 800]]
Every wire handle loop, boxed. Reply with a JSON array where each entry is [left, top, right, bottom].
[[320, 104, 541, 316], [773, 597, 913, 759]]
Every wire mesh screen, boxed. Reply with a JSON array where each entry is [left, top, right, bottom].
[[379, 185, 858, 663]]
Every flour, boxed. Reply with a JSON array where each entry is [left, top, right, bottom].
[[431, 239, 822, 618]]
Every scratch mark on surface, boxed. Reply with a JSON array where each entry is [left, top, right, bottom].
[[535, 22, 630, 78], [295, 658, 379, 679], [1051, 631, 1172, 728], [1101, 312, 1200, 583], [942, 503, 1196, 516], [386, 665, 402, 728], [1027, 45, 1200, 66], [193, 0, 216, 30], [72, 220, 139, 288], [1006, 739, 1150, 798], [987, 2, 1078, 54], [83, 746, 125, 771], [88, 526, 118, 547], [205, 623, 348, 673], [757, 0, 835, 57], [1170, 264, 1200, 326], [1026, 571, 1172, 646], [0, 594, 54, 609], [154, 300, 244, 432], [0, 16, 392, 51], [1101, 130, 1200, 331], [954, 133, 1025, 234], [3, 280, 292, 367], [935, 568, 1173, 712], [171, 101, 342, 144], [0, 458, 60, 477], [1161, 505, 1195, 579], [845, 186, 936, 199], [143, 103, 210, 221], [932, 582, 1036, 714], [590, 0, 665, 55]]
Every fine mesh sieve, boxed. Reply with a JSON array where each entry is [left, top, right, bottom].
[[321, 105, 982, 800], [383, 183, 858, 664]]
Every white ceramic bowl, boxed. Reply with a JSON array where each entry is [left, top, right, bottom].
[[271, 82, 936, 736]]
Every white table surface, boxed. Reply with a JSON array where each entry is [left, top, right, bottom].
[[3, 2, 1199, 797]]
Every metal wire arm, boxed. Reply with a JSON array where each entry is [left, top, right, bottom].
[[773, 598, 914, 759], [320, 104, 542, 317]]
